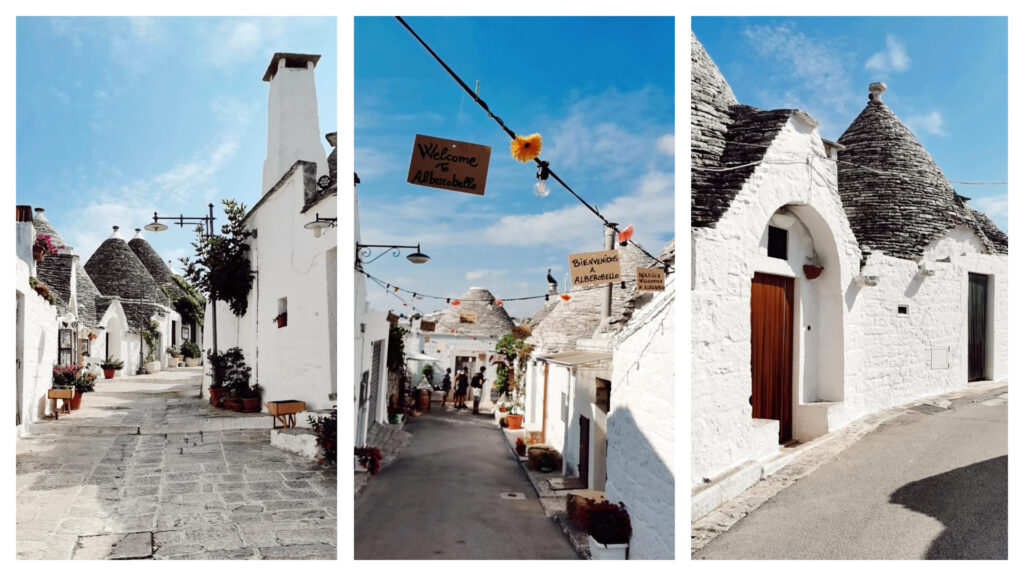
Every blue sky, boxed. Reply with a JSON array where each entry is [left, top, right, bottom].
[[17, 16, 337, 270], [692, 16, 1008, 232], [355, 16, 675, 319]]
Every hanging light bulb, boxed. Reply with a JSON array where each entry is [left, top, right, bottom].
[[534, 160, 551, 197]]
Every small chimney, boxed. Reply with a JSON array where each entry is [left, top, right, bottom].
[[868, 82, 887, 102], [109, 226, 123, 240], [134, 228, 144, 240], [261, 52, 328, 195]]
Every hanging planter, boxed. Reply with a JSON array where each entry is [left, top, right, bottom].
[[803, 264, 824, 280], [32, 245, 44, 262]]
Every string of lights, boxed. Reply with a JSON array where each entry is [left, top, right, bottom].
[[395, 16, 673, 275]]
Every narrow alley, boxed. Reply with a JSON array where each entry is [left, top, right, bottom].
[[354, 405, 576, 560]]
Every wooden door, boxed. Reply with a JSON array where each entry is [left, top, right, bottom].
[[968, 273, 988, 382], [579, 415, 590, 487], [751, 273, 794, 443]]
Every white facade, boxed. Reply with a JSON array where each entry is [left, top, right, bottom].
[[15, 223, 59, 432], [691, 115, 1008, 502], [205, 52, 335, 413], [605, 274, 675, 560], [405, 321, 500, 408]]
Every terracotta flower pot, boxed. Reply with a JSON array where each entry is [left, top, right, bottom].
[[224, 398, 244, 412], [506, 414, 524, 430], [70, 390, 83, 410], [103, 368, 116, 379], [803, 264, 824, 280], [208, 387, 227, 406], [241, 397, 261, 412]]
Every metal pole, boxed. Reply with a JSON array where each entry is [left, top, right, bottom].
[[602, 223, 616, 322], [208, 203, 218, 356]]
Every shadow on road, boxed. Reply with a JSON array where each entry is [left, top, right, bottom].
[[889, 455, 1007, 559]]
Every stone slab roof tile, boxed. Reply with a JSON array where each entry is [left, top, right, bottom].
[[85, 237, 169, 305]]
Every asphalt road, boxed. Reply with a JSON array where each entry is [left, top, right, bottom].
[[695, 388, 1008, 560], [354, 407, 577, 560]]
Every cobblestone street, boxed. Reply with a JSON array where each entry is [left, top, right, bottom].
[[16, 369, 336, 560]]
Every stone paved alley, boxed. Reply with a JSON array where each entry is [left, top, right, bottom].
[[355, 405, 577, 560], [16, 368, 336, 560]]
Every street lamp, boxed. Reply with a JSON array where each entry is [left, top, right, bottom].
[[303, 213, 337, 238], [356, 243, 430, 266], [145, 203, 219, 356]]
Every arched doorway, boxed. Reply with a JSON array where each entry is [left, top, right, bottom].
[[751, 204, 846, 443]]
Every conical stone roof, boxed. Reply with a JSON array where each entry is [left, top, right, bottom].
[[529, 243, 658, 353], [84, 227, 169, 305], [433, 287, 515, 339], [691, 32, 794, 228], [32, 208, 68, 252], [837, 87, 1007, 259], [75, 260, 103, 328], [128, 230, 187, 300]]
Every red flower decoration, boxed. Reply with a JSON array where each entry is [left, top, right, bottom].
[[452, 300, 461, 306], [617, 224, 634, 245], [561, 294, 571, 301]]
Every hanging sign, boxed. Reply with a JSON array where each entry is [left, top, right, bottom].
[[511, 324, 532, 340], [459, 311, 477, 324], [407, 134, 491, 196], [386, 312, 399, 326], [568, 249, 621, 287], [420, 320, 436, 333], [636, 267, 666, 291]]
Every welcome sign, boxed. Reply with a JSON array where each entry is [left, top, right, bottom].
[[636, 267, 666, 291], [568, 249, 621, 287], [407, 134, 491, 195]]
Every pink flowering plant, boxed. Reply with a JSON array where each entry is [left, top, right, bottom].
[[51, 364, 80, 389], [34, 234, 62, 255]]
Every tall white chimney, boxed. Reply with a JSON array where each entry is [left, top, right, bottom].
[[261, 52, 328, 195]]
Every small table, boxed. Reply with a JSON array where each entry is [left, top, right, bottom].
[[266, 400, 306, 429], [47, 388, 74, 420]]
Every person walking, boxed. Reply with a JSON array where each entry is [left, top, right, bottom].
[[470, 366, 486, 414], [441, 368, 452, 408], [454, 368, 469, 410]]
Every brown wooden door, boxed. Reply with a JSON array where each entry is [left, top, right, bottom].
[[968, 273, 988, 382], [751, 272, 794, 443], [579, 415, 590, 487]]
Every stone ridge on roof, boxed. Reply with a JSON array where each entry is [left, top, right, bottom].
[[432, 287, 515, 338], [837, 98, 1007, 259], [128, 236, 188, 301]]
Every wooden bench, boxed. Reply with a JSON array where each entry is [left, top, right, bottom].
[[47, 388, 74, 420], [266, 400, 306, 429]]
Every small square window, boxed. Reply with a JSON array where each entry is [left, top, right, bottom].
[[898, 305, 909, 316], [767, 226, 788, 260]]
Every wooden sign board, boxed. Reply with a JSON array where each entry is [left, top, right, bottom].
[[511, 324, 532, 340], [407, 134, 491, 196], [459, 311, 477, 324], [420, 320, 436, 333], [636, 267, 666, 291], [568, 249, 622, 287], [386, 311, 399, 325]]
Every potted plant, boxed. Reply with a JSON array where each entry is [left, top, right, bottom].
[[354, 446, 381, 474], [28, 277, 57, 305], [515, 436, 527, 457], [141, 319, 162, 374], [273, 311, 287, 328], [100, 356, 124, 379], [165, 345, 179, 367], [310, 409, 338, 466], [181, 341, 202, 367], [585, 500, 632, 560], [240, 383, 262, 412], [52, 363, 80, 408], [33, 233, 60, 262], [494, 332, 533, 430], [72, 371, 97, 410]]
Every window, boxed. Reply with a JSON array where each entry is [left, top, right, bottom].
[[595, 378, 611, 413], [767, 226, 788, 260], [276, 297, 287, 328], [898, 305, 909, 316], [459, 311, 477, 323]]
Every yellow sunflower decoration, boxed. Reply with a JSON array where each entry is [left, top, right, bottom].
[[510, 133, 542, 162]]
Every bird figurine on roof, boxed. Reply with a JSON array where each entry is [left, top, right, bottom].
[[546, 268, 557, 286]]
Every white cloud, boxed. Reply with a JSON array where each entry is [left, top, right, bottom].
[[904, 110, 945, 136], [478, 170, 674, 250], [865, 34, 910, 73], [355, 147, 402, 180], [656, 134, 674, 156]]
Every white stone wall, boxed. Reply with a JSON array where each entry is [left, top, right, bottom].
[[16, 258, 60, 431], [691, 116, 862, 486], [263, 58, 328, 195], [605, 275, 675, 560], [691, 115, 1009, 494], [415, 330, 500, 408]]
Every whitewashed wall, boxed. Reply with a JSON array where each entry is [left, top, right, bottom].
[[605, 275, 675, 560], [691, 115, 861, 486], [16, 258, 60, 432], [692, 114, 1009, 495], [414, 329, 500, 408]]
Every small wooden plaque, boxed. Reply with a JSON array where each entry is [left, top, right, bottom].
[[568, 249, 622, 288], [48, 388, 74, 399]]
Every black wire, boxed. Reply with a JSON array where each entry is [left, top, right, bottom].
[[394, 16, 673, 274]]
